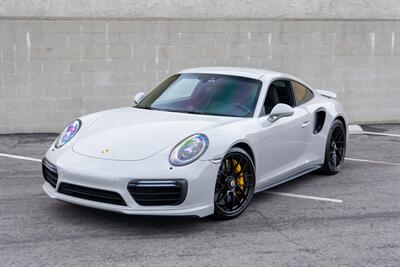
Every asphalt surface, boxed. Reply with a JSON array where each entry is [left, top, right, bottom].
[[1, 125, 400, 266]]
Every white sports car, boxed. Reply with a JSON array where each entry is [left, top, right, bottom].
[[42, 67, 347, 219]]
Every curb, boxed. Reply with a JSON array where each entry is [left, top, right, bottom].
[[348, 124, 363, 135]]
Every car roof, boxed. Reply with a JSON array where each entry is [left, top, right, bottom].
[[178, 67, 315, 91], [178, 67, 282, 80]]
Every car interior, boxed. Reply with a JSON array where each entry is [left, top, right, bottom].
[[153, 75, 261, 117], [262, 80, 295, 116]]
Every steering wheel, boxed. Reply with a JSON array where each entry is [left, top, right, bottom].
[[231, 103, 250, 115]]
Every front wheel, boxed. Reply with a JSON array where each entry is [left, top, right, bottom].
[[321, 119, 346, 174], [213, 147, 255, 220]]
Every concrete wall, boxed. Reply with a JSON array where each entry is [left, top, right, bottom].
[[1, 1, 400, 133], [2, 0, 400, 19]]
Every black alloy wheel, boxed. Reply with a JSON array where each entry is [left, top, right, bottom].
[[322, 119, 346, 174], [213, 147, 255, 219]]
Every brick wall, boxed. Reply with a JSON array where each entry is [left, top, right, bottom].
[[0, 19, 399, 133]]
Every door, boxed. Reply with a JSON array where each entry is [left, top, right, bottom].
[[257, 80, 312, 187], [290, 80, 316, 162]]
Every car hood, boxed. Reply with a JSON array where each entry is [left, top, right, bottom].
[[72, 107, 238, 161]]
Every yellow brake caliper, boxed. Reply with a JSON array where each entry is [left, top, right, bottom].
[[232, 159, 245, 191]]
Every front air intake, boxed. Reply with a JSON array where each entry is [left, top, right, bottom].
[[42, 158, 58, 188], [127, 180, 187, 206], [58, 183, 127, 206]]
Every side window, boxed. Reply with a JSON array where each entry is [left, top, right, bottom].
[[291, 81, 313, 106], [261, 80, 295, 115]]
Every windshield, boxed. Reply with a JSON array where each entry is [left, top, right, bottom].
[[136, 73, 262, 117]]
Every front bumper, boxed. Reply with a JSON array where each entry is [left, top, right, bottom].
[[42, 149, 219, 218]]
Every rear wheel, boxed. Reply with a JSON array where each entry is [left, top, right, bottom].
[[321, 119, 346, 174], [213, 147, 255, 219]]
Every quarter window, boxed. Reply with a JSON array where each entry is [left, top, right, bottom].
[[291, 81, 313, 105]]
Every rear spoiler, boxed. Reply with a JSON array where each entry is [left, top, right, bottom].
[[316, 89, 337, 99]]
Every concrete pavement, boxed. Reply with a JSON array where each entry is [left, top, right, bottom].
[[0, 125, 399, 266]]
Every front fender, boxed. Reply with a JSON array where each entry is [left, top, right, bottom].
[[45, 109, 111, 162], [199, 118, 261, 163]]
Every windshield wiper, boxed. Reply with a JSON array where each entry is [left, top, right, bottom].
[[183, 110, 208, 115], [136, 106, 161, 111], [136, 107, 213, 116], [182, 110, 240, 117]]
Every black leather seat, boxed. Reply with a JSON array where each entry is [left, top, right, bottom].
[[263, 85, 280, 114]]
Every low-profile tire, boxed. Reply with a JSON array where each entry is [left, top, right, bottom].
[[321, 119, 346, 175], [213, 147, 255, 220]]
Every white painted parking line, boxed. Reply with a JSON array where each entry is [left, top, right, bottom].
[[363, 131, 400, 137], [265, 191, 343, 203], [345, 157, 400, 166], [0, 153, 42, 163], [1, 152, 397, 204], [1, 151, 345, 204]]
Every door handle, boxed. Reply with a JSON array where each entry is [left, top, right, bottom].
[[302, 121, 311, 128]]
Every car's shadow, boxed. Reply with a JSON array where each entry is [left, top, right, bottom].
[[49, 200, 216, 237], [46, 168, 342, 236]]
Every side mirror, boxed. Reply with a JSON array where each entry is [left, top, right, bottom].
[[133, 92, 145, 106], [268, 103, 294, 122]]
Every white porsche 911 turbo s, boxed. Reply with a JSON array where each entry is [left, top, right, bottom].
[[42, 67, 347, 219]]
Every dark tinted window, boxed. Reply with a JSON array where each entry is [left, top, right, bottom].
[[291, 81, 313, 105], [262, 80, 294, 115], [136, 73, 262, 118]]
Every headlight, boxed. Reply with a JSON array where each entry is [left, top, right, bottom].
[[55, 119, 82, 148], [169, 134, 209, 166]]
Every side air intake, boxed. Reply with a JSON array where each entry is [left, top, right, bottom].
[[314, 110, 326, 134]]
